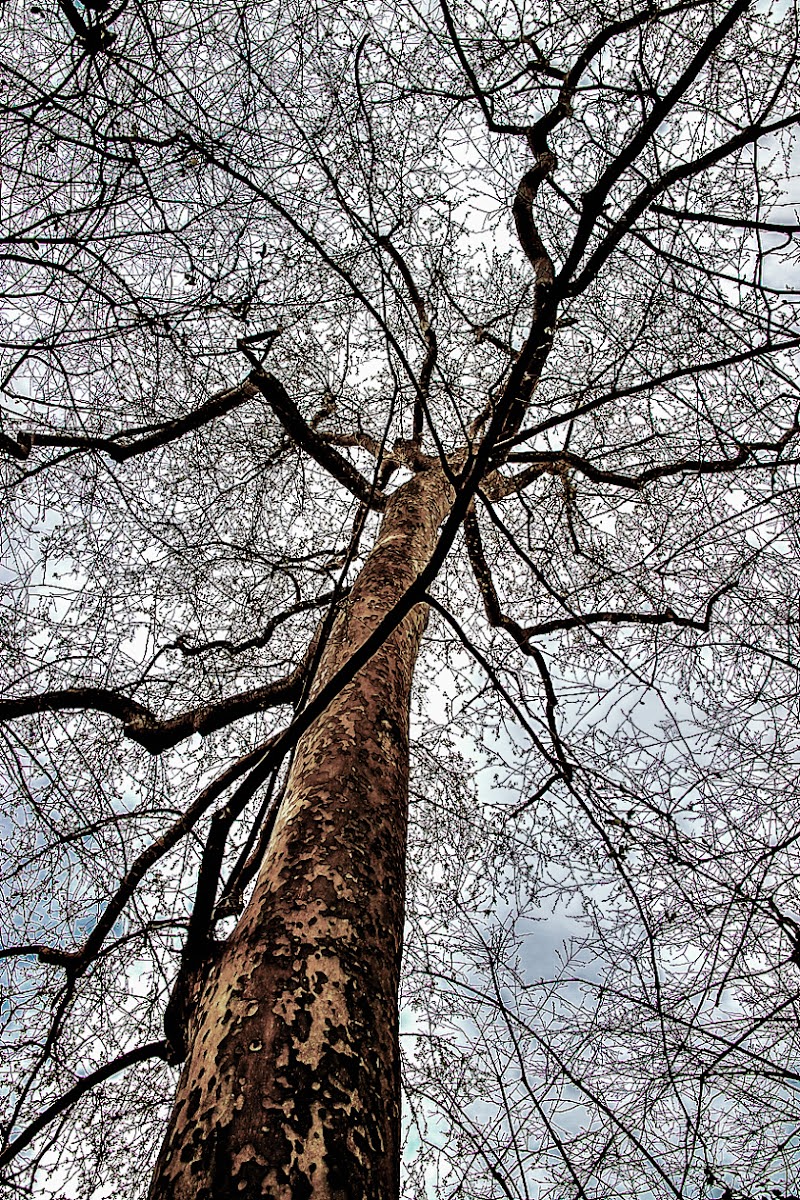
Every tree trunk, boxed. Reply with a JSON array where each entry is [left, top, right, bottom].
[[149, 463, 454, 1200]]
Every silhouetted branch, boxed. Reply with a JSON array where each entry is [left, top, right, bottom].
[[377, 236, 438, 441], [423, 591, 561, 770], [166, 589, 346, 659], [246, 370, 387, 509], [652, 204, 800, 234], [559, 0, 752, 290], [462, 508, 569, 773], [0, 663, 304, 753], [567, 104, 800, 295], [494, 336, 800, 454], [1, 379, 260, 464], [491, 419, 800, 498], [0, 740, 277, 973], [162, 761, 284, 1062], [0, 1040, 168, 1170], [523, 583, 737, 639]]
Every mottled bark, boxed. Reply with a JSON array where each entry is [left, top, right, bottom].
[[149, 464, 454, 1200]]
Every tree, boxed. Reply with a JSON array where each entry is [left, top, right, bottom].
[[1, 0, 800, 1195]]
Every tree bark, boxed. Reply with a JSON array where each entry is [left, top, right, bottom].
[[149, 463, 454, 1200]]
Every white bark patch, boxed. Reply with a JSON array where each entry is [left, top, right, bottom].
[[294, 954, 353, 1070]]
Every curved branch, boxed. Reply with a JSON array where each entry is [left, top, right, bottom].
[[492, 443, 754, 497], [437, 0, 530, 136], [524, 601, 728, 639], [473, 486, 736, 641], [247, 370, 386, 509], [558, 0, 752, 289], [493, 336, 800, 455], [0, 662, 304, 754], [0, 740, 277, 972], [0, 1040, 168, 1170], [423, 590, 561, 771], [567, 105, 800, 295], [532, 0, 711, 144], [167, 588, 346, 659], [512, 155, 557, 285], [377, 236, 438, 441], [463, 508, 569, 773], [439, 0, 558, 453], [2, 379, 259, 464]]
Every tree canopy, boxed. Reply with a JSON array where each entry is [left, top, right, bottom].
[[2, 0, 800, 1195]]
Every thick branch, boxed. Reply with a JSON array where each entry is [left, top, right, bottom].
[[523, 587, 734, 639], [137, 363, 545, 858], [0, 1041, 168, 1170], [512, 154, 557, 286], [0, 662, 304, 754], [316, 430, 384, 456], [247, 370, 386, 509], [6, 304, 558, 985], [0, 740, 276, 973], [490, 414, 800, 498], [162, 764, 282, 1062], [2, 380, 260, 464]]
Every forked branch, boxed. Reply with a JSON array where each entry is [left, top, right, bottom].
[[1, 379, 260, 464], [0, 739, 279, 974], [246, 370, 387, 509], [0, 661, 305, 754]]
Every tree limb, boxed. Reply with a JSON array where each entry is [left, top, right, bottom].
[[567, 105, 800, 296], [462, 508, 569, 773], [490, 443, 753, 497], [0, 664, 304, 754], [377, 235, 438, 442], [1, 379, 260, 464], [493, 337, 800, 455], [0, 740, 277, 973], [652, 204, 800, 234], [558, 0, 753, 290], [246, 370, 387, 509], [166, 589, 346, 659], [0, 1040, 168, 1170]]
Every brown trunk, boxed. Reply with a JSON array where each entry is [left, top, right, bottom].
[[149, 464, 453, 1200]]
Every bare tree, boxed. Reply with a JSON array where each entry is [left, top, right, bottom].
[[2, 0, 800, 1196]]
